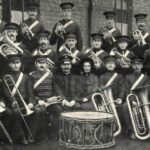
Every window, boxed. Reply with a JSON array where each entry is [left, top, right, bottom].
[[114, 0, 132, 35]]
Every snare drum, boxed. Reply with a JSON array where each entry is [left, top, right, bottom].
[[59, 111, 115, 149]]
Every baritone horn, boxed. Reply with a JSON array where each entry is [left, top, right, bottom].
[[126, 85, 150, 140], [92, 85, 121, 137]]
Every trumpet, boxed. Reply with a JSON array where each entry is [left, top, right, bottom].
[[55, 22, 66, 39], [4, 74, 35, 141], [102, 26, 116, 42], [133, 28, 146, 45], [126, 85, 150, 140], [21, 23, 35, 40], [92, 85, 121, 137]]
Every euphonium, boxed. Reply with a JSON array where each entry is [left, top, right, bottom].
[[92, 85, 121, 137], [126, 85, 150, 140]]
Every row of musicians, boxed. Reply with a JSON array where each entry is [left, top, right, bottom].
[[0, 52, 149, 144], [1, 22, 150, 76]]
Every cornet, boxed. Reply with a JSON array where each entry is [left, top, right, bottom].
[[21, 23, 35, 40], [55, 22, 66, 39], [133, 28, 146, 45]]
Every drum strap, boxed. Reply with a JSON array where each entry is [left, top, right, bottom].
[[32, 49, 52, 56], [143, 32, 149, 40], [28, 20, 39, 30], [106, 73, 118, 87], [131, 74, 145, 91], [109, 28, 116, 34], [63, 20, 74, 29], [11, 72, 23, 96], [47, 58, 55, 65], [34, 71, 50, 89]]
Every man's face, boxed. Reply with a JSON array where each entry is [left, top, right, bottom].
[[105, 61, 116, 71], [66, 38, 77, 49], [83, 62, 91, 73], [105, 18, 115, 28], [38, 36, 49, 49], [118, 41, 128, 50], [7, 29, 18, 41], [92, 38, 103, 49], [61, 61, 72, 74], [62, 9, 72, 20], [27, 9, 38, 19], [35, 60, 47, 71], [132, 62, 143, 73], [9, 60, 21, 72], [137, 19, 146, 30]]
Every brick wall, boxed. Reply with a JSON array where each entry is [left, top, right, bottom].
[[1, 0, 149, 49]]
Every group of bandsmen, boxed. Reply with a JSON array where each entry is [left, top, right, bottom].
[[0, 1, 150, 145]]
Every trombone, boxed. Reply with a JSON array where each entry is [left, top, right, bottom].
[[4, 75, 35, 141]]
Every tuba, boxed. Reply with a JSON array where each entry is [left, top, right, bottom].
[[92, 85, 121, 137], [126, 85, 150, 140]]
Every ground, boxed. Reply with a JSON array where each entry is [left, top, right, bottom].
[[0, 133, 150, 150]]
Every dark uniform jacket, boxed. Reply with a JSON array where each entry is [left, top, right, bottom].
[[30, 70, 54, 102], [21, 18, 45, 51], [99, 27, 121, 53], [1, 72, 34, 108], [54, 72, 79, 101], [125, 72, 150, 96], [99, 71, 125, 101], [50, 19, 83, 52], [76, 73, 99, 102]]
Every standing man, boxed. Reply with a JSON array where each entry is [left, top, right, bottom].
[[21, 2, 45, 52], [131, 13, 150, 60], [100, 11, 121, 53], [50, 2, 83, 52]]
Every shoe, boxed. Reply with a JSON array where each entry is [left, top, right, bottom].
[[20, 139, 29, 145], [28, 138, 34, 144], [129, 133, 136, 140]]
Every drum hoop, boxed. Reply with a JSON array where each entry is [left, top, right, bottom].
[[60, 111, 114, 122]]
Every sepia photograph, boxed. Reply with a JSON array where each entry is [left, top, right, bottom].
[[0, 0, 150, 150]]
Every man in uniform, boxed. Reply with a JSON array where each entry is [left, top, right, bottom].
[[100, 11, 121, 53], [32, 30, 58, 73], [50, 2, 83, 52], [1, 54, 41, 144], [30, 54, 61, 139], [54, 54, 80, 110], [21, 2, 45, 51], [83, 33, 108, 74], [0, 22, 31, 75], [123, 58, 150, 139], [131, 13, 150, 60]]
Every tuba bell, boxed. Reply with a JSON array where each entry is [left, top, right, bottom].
[[92, 85, 121, 137], [126, 85, 150, 140]]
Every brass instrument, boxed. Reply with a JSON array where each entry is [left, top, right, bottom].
[[0, 105, 5, 113], [0, 121, 13, 144], [133, 28, 146, 45], [92, 85, 121, 137], [37, 96, 62, 107], [0, 44, 19, 58], [102, 26, 116, 42], [4, 75, 35, 141], [0, 33, 23, 54], [56, 22, 66, 39], [21, 23, 35, 40], [126, 85, 150, 140]]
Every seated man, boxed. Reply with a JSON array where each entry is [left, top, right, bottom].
[[30, 54, 62, 139], [76, 57, 99, 110], [1, 54, 40, 144], [54, 54, 80, 111]]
